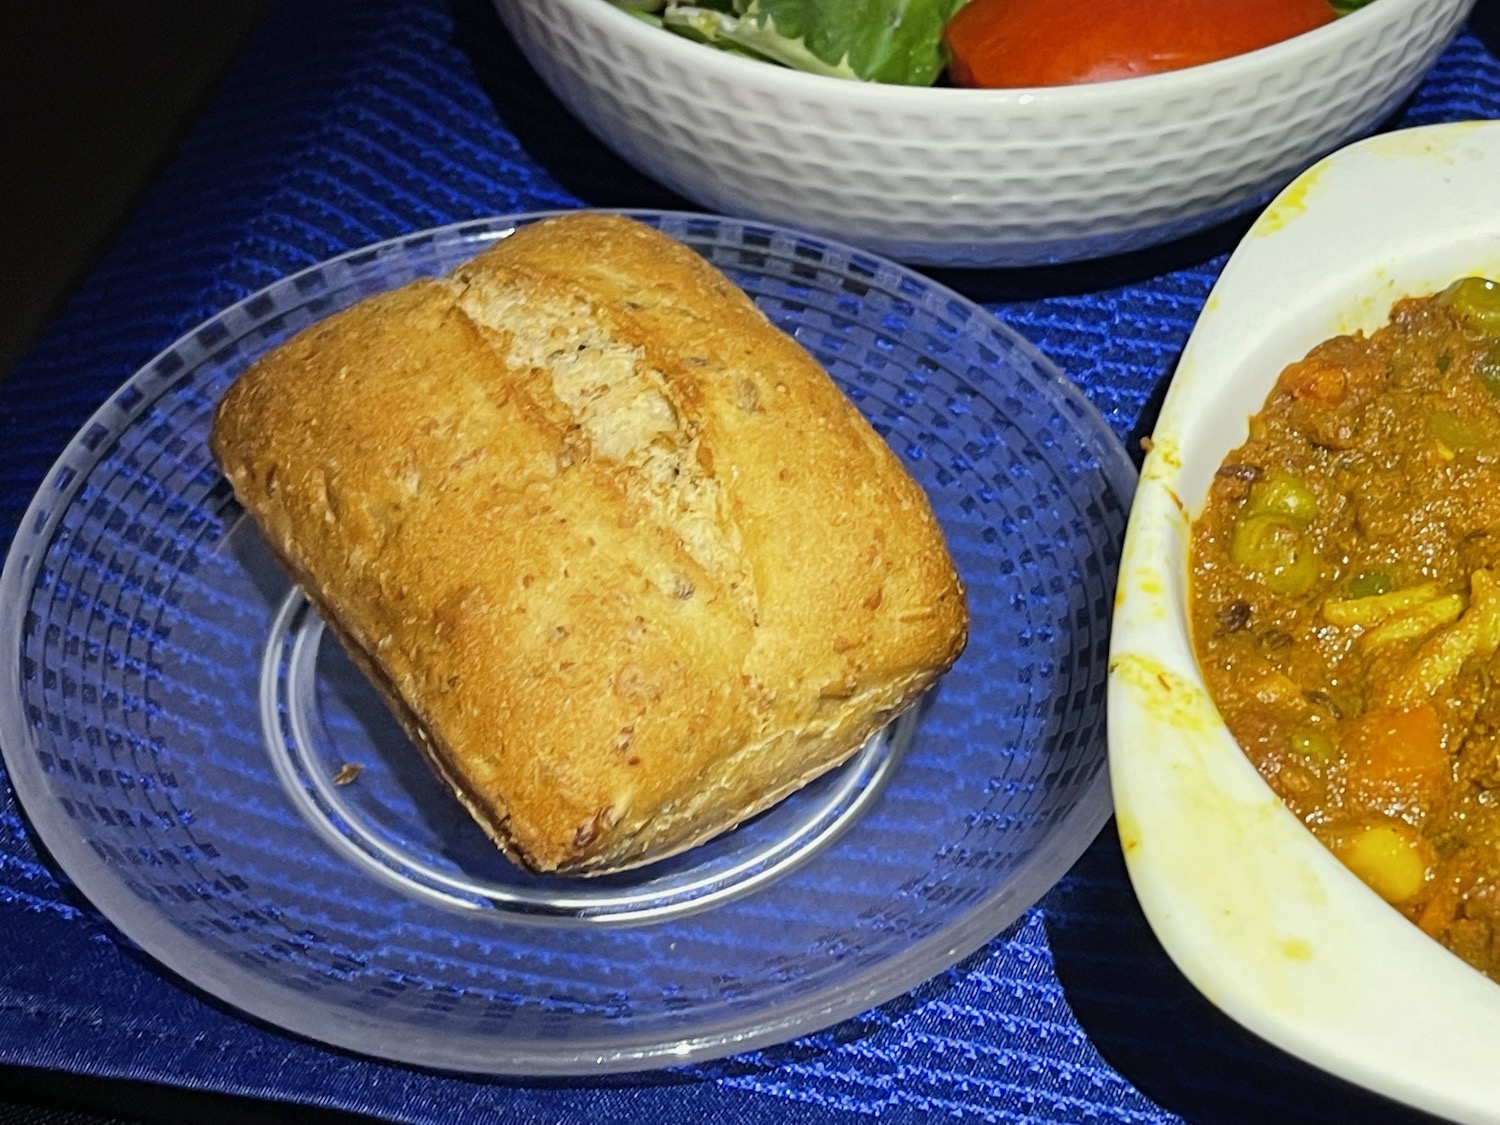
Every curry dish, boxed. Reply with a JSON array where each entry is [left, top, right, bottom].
[[1191, 277, 1500, 982]]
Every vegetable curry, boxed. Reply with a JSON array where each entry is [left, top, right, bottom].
[[1191, 277, 1500, 982]]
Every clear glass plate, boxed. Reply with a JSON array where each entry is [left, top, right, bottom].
[[0, 211, 1135, 1074]]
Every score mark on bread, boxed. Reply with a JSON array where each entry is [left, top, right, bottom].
[[210, 213, 967, 875]]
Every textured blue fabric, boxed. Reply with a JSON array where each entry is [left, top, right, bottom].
[[1, 1, 1497, 1121]]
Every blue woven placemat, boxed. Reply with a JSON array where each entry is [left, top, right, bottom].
[[1, 1, 1496, 1121]]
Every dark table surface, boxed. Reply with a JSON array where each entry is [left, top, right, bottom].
[[2, 2, 1498, 1122]]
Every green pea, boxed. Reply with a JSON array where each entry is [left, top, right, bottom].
[[1230, 513, 1320, 596], [1348, 569, 1394, 598], [1441, 276, 1500, 336], [1290, 729, 1335, 760], [1247, 469, 1318, 527]]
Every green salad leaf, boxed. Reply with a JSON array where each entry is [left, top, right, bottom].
[[611, 0, 971, 85]]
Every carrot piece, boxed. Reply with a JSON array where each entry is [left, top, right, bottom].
[[1343, 704, 1450, 817]]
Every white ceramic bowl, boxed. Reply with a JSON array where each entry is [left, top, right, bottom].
[[492, 0, 1474, 267], [1109, 120, 1500, 1124]]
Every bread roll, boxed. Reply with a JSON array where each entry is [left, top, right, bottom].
[[210, 213, 967, 874]]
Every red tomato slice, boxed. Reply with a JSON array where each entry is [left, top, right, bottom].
[[945, 0, 1339, 88]]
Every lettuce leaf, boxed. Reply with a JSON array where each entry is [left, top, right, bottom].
[[610, 0, 971, 86]]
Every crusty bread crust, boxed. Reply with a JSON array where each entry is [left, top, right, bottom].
[[210, 213, 967, 874]]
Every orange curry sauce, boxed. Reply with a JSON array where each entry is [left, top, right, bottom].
[[1191, 278, 1500, 981]]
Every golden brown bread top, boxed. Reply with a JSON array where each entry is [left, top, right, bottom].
[[210, 212, 967, 874]]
